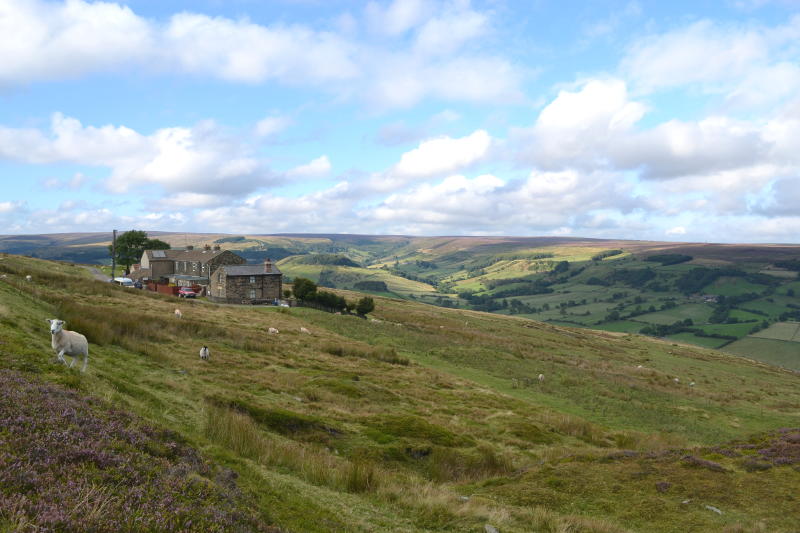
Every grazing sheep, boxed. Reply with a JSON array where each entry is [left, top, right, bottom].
[[268, 327, 279, 334], [689, 381, 696, 387], [0, 274, 6, 279], [174, 308, 182, 319], [538, 373, 545, 384], [673, 377, 680, 384], [47, 319, 89, 372], [25, 275, 32, 282], [636, 365, 643, 369], [300, 327, 311, 335], [199, 346, 210, 361]]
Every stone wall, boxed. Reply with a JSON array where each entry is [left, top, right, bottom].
[[209, 273, 282, 304]]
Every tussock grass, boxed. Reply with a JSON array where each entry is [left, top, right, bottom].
[[323, 341, 410, 365]]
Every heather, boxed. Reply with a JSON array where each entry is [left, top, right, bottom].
[[0, 370, 273, 532]]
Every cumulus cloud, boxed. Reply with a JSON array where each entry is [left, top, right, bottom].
[[286, 155, 332, 179], [361, 169, 641, 234], [392, 130, 492, 179], [0, 113, 276, 196], [0, 0, 154, 85], [0, 0, 522, 109], [527, 79, 645, 169], [254, 115, 293, 138], [621, 17, 800, 107], [195, 182, 355, 233]]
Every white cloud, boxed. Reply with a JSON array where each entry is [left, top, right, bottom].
[[666, 226, 687, 235], [286, 155, 332, 179], [0, 0, 523, 109], [196, 182, 355, 233], [621, 17, 800, 107], [392, 129, 492, 179], [164, 13, 359, 84], [361, 169, 641, 234], [0, 201, 25, 214], [0, 0, 154, 85], [365, 0, 429, 36], [526, 79, 646, 169], [0, 114, 275, 196], [254, 115, 293, 138]]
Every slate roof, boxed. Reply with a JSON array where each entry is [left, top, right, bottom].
[[219, 264, 282, 276], [144, 249, 230, 264]]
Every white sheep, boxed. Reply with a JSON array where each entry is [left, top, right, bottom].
[[636, 365, 643, 369], [47, 319, 88, 372], [538, 373, 545, 384], [25, 275, 32, 282], [268, 327, 279, 334], [689, 381, 696, 387], [199, 346, 210, 361], [174, 308, 182, 319], [300, 327, 311, 335], [673, 377, 680, 384], [0, 274, 6, 279]]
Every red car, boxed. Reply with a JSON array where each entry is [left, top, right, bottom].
[[178, 287, 197, 298]]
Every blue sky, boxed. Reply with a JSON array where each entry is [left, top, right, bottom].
[[1, 0, 799, 242]]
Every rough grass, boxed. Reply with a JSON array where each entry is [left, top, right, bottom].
[[2, 253, 800, 532]]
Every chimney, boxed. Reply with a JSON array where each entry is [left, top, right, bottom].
[[186, 245, 194, 251], [213, 245, 221, 251], [264, 258, 272, 273], [204, 244, 211, 251]]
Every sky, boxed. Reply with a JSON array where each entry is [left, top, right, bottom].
[[1, 0, 799, 243]]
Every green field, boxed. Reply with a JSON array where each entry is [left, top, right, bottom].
[[752, 321, 800, 342], [666, 332, 729, 349], [2, 253, 800, 531], [634, 303, 714, 325], [724, 337, 800, 370]]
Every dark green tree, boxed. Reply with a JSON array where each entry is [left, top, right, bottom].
[[356, 296, 375, 316], [292, 277, 317, 300], [109, 230, 170, 271]]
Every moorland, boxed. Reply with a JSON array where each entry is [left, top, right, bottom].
[[0, 252, 799, 532]]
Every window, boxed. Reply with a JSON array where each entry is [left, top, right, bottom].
[[249, 289, 256, 299], [249, 276, 255, 283]]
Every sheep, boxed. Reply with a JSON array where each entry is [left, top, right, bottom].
[[25, 275, 32, 282], [636, 365, 643, 369], [0, 274, 6, 279], [300, 327, 311, 335], [538, 373, 545, 384], [47, 319, 88, 372], [199, 346, 210, 361], [689, 381, 696, 387], [673, 377, 680, 384], [174, 308, 182, 319], [268, 327, 279, 334]]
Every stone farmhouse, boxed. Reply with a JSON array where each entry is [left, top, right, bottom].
[[132, 245, 246, 287], [207, 259, 283, 304]]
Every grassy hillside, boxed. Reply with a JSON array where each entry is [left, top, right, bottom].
[[1, 253, 800, 532]]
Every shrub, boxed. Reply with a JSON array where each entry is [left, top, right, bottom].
[[356, 296, 375, 316]]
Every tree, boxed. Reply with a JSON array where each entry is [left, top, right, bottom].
[[109, 230, 170, 272], [356, 296, 375, 316], [292, 277, 317, 300]]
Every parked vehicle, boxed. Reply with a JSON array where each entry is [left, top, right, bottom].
[[113, 277, 135, 288], [178, 287, 197, 298], [133, 281, 143, 289]]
